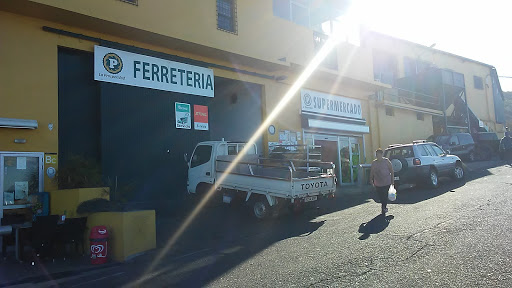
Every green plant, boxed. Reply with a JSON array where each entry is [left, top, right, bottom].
[[55, 155, 104, 189]]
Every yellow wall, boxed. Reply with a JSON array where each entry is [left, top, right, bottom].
[[0, 10, 283, 190], [49, 187, 110, 218], [374, 106, 434, 150], [86, 210, 156, 262]]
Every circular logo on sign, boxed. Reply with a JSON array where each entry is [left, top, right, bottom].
[[303, 94, 312, 107], [103, 53, 123, 74], [46, 167, 56, 179]]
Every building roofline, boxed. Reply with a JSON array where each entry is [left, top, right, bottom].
[[363, 30, 495, 69]]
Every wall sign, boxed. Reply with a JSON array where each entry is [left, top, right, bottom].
[[94, 46, 215, 97], [301, 89, 362, 119], [193, 105, 209, 131], [175, 102, 191, 129]]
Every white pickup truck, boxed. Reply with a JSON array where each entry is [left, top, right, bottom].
[[186, 141, 337, 219]]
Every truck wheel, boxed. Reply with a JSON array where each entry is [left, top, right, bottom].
[[251, 198, 270, 220], [428, 169, 439, 188]]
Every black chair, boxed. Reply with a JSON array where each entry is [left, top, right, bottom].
[[55, 217, 87, 257], [30, 215, 59, 259]]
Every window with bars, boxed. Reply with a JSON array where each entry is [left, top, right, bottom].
[[217, 0, 237, 34]]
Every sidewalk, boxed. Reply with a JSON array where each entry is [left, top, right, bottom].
[[0, 255, 121, 287]]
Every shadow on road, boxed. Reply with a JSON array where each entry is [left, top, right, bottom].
[[139, 160, 508, 286], [358, 214, 395, 240]]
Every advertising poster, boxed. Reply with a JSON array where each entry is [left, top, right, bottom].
[[193, 105, 209, 131], [14, 181, 28, 200], [175, 102, 191, 129]]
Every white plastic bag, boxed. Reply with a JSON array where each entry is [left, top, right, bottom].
[[388, 185, 397, 201]]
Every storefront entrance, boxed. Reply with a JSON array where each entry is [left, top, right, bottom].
[[306, 134, 362, 185]]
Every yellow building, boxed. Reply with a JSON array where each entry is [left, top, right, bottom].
[[361, 30, 506, 149], [0, 0, 506, 214]]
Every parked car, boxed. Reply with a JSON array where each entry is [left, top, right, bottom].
[[435, 133, 476, 161], [472, 132, 500, 160], [384, 140, 464, 189]]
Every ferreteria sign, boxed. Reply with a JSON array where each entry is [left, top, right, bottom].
[[301, 89, 362, 119], [94, 46, 214, 97]]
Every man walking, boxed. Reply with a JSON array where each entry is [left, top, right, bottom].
[[370, 148, 394, 215]]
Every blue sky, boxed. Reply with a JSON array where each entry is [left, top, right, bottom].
[[347, 0, 512, 91]]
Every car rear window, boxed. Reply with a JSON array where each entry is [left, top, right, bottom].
[[385, 146, 414, 158]]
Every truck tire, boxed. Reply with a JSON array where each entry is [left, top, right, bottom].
[[251, 197, 270, 220]]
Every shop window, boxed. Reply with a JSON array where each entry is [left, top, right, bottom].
[[120, 0, 138, 5], [217, 0, 237, 34], [385, 107, 394, 116], [191, 145, 212, 168], [474, 76, 484, 90], [417, 113, 424, 121]]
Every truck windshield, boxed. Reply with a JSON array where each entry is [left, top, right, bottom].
[[191, 145, 212, 168]]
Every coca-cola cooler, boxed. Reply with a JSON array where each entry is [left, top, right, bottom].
[[90, 226, 108, 264]]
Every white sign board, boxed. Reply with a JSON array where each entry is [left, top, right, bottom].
[[301, 89, 362, 119], [175, 102, 191, 129], [94, 46, 214, 97]]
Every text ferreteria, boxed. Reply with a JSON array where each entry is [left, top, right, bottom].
[[133, 61, 214, 91]]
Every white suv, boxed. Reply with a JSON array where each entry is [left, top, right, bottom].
[[384, 140, 465, 189]]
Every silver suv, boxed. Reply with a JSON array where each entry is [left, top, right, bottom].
[[384, 140, 465, 189]]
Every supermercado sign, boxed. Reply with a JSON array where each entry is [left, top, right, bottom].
[[301, 89, 362, 119], [94, 46, 214, 97]]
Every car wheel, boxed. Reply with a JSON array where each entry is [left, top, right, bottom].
[[428, 169, 439, 188], [468, 151, 476, 162], [453, 163, 464, 180]]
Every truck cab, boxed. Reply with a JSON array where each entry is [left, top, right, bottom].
[[186, 141, 257, 194]]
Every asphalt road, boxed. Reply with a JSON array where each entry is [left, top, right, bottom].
[[16, 160, 512, 287]]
